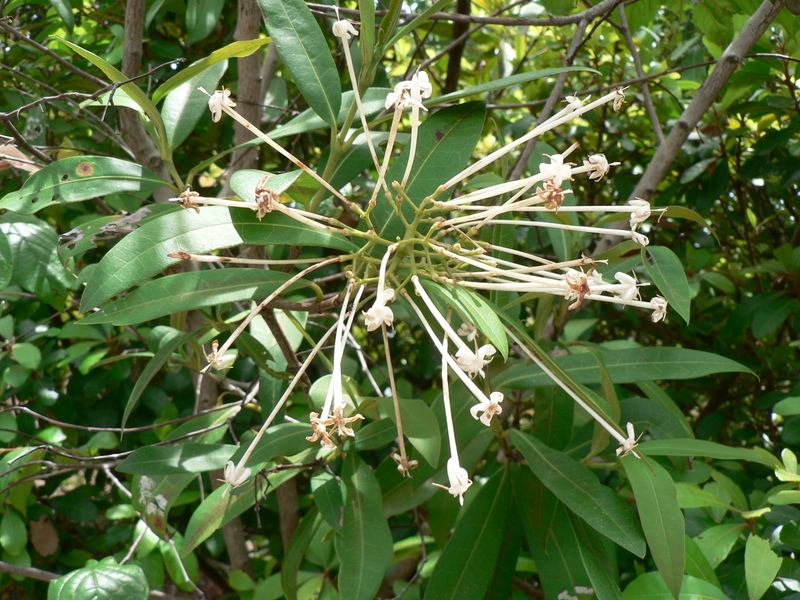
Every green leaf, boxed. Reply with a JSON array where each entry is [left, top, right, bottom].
[[257, 0, 341, 126], [47, 557, 148, 600], [675, 483, 736, 511], [510, 430, 646, 557], [694, 524, 748, 568], [337, 454, 393, 600], [685, 535, 721, 588], [420, 279, 509, 360], [186, 0, 224, 44], [568, 511, 623, 600], [751, 295, 799, 338], [48, 0, 75, 32], [80, 268, 310, 326], [376, 398, 440, 467], [373, 101, 486, 245], [662, 206, 719, 244], [643, 246, 692, 324], [80, 206, 356, 311], [0, 213, 72, 309], [311, 472, 345, 535], [152, 39, 272, 103], [282, 509, 323, 600], [10, 343, 41, 370], [163, 60, 227, 150], [497, 346, 753, 389], [0, 509, 27, 555], [744, 534, 782, 600], [116, 443, 238, 475], [638, 439, 780, 468], [424, 467, 512, 600], [622, 455, 685, 600], [53, 38, 169, 158], [0, 230, 12, 289], [122, 329, 202, 429], [432, 67, 600, 106], [621, 573, 731, 600]]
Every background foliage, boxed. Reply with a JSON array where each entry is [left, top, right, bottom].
[[1, 0, 799, 599]]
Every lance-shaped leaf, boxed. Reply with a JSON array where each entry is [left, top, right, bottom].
[[638, 439, 780, 468], [424, 467, 512, 600], [0, 156, 167, 214], [510, 430, 646, 557], [80, 268, 311, 326], [622, 454, 685, 600], [257, 0, 341, 126], [373, 101, 486, 245], [745, 534, 782, 600], [117, 443, 238, 475], [643, 246, 692, 324], [337, 454, 393, 600], [162, 60, 227, 150], [497, 346, 753, 389], [80, 206, 355, 311]]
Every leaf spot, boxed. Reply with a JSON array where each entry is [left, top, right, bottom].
[[52, 193, 60, 201], [61, 173, 69, 181], [76, 162, 94, 177], [30, 196, 39, 204]]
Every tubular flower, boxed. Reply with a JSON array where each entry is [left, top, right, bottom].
[[440, 457, 472, 505], [628, 198, 651, 230], [332, 14, 358, 40], [455, 344, 496, 379], [616, 422, 642, 457], [650, 296, 668, 323], [614, 272, 641, 302], [470, 391, 504, 426], [539, 152, 574, 188], [564, 269, 591, 310], [306, 412, 336, 449], [583, 154, 620, 181], [201, 339, 236, 373], [364, 288, 395, 331], [385, 71, 432, 111], [457, 322, 478, 343], [208, 88, 236, 123], [221, 461, 251, 488], [329, 403, 365, 438]]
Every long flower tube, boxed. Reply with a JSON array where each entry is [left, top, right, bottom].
[[449, 217, 651, 245]]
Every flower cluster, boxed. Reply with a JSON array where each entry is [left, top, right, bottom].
[[169, 11, 673, 502]]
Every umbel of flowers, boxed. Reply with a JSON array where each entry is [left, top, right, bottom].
[[175, 12, 668, 505]]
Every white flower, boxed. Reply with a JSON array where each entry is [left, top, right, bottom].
[[470, 391, 504, 426], [614, 272, 640, 302], [201, 339, 236, 373], [441, 457, 472, 505], [616, 422, 642, 457], [582, 154, 620, 181], [630, 231, 650, 246], [455, 344, 496, 378], [629, 198, 651, 230], [364, 287, 395, 331], [650, 296, 668, 323], [222, 461, 251, 488], [539, 153, 574, 188], [208, 88, 236, 123], [564, 93, 585, 112], [384, 71, 432, 111], [457, 322, 478, 343], [332, 17, 358, 40]]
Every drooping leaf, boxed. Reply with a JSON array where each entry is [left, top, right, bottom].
[[568, 512, 623, 600], [257, 0, 341, 126], [336, 454, 393, 600], [48, 0, 75, 32], [638, 439, 780, 468], [80, 206, 356, 311], [510, 430, 646, 557], [116, 443, 238, 475], [642, 246, 692, 324], [622, 455, 685, 600], [424, 467, 512, 600], [79, 268, 311, 325], [151, 39, 272, 103], [47, 557, 148, 600], [497, 346, 753, 389], [282, 509, 323, 600]]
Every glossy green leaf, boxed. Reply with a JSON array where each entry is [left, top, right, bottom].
[[675, 483, 736, 511], [152, 39, 272, 103], [117, 443, 237, 475], [752, 295, 799, 338], [0, 509, 27, 555], [10, 343, 41, 370], [374, 101, 486, 245], [486, 484, 524, 600], [311, 472, 344, 535], [162, 60, 227, 150], [744, 534, 782, 600], [638, 439, 780, 468], [569, 513, 623, 600], [622, 455, 685, 600], [337, 454, 393, 600], [510, 430, 646, 557], [53, 38, 168, 157], [258, 0, 341, 126], [343, 417, 398, 452], [662, 206, 719, 244], [186, 0, 224, 44], [643, 246, 692, 324], [47, 557, 148, 600], [424, 467, 512, 600], [420, 279, 509, 360], [376, 397, 440, 468], [122, 329, 202, 429], [80, 206, 356, 311], [636, 381, 694, 439], [497, 346, 753, 389], [80, 268, 309, 325]]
